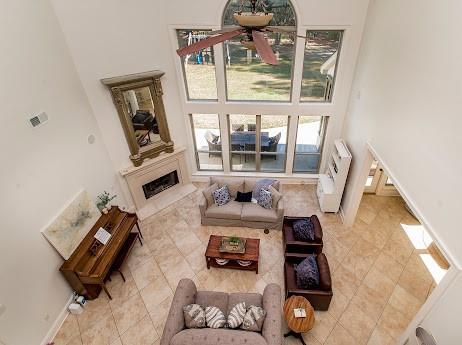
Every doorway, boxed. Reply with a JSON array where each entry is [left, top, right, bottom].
[[364, 159, 399, 196], [349, 149, 451, 343]]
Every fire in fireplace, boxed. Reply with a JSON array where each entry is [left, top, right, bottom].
[[142, 170, 179, 199]]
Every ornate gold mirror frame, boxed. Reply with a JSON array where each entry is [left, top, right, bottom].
[[101, 71, 174, 167]]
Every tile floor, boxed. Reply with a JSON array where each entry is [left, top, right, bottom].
[[53, 184, 442, 345]]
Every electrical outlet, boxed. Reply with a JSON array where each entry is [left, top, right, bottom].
[[0, 304, 6, 317]]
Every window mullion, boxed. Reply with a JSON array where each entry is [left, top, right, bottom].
[[256, 115, 262, 171], [285, 115, 298, 174], [220, 113, 230, 173], [213, 43, 227, 104]]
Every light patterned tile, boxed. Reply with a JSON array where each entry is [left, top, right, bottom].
[[373, 252, 404, 283], [332, 265, 361, 299], [131, 257, 163, 290], [184, 243, 207, 273], [108, 279, 138, 307], [111, 293, 148, 335], [80, 314, 118, 345], [342, 238, 380, 281], [53, 314, 79, 345], [325, 324, 357, 345], [339, 302, 376, 344], [309, 311, 337, 343], [76, 294, 111, 332], [351, 283, 388, 322], [120, 315, 158, 345], [367, 326, 395, 345], [388, 284, 423, 320], [328, 289, 349, 320], [378, 304, 410, 340], [140, 276, 173, 314], [149, 295, 174, 334], [126, 242, 152, 272]]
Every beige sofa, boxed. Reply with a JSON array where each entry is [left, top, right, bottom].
[[199, 177, 284, 230], [160, 278, 282, 345]]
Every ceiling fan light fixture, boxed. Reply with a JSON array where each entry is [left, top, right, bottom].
[[233, 12, 274, 27]]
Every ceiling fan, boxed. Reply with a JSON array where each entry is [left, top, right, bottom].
[[176, 0, 301, 65]]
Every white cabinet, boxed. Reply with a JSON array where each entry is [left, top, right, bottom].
[[317, 139, 352, 212]]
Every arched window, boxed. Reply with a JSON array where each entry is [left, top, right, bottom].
[[221, 0, 297, 101], [222, 0, 296, 27]]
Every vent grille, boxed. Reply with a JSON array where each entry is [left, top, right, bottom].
[[29, 112, 48, 128]]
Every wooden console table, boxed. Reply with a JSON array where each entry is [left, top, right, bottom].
[[205, 235, 260, 274], [60, 206, 142, 300]]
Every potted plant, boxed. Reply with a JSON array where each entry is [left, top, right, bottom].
[[96, 191, 117, 214], [229, 236, 240, 247]]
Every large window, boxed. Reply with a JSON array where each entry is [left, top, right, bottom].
[[224, 33, 295, 101], [190, 114, 223, 170], [177, 30, 217, 100], [300, 31, 343, 102], [293, 116, 328, 173], [223, 0, 296, 101], [229, 115, 288, 172], [176, 1, 344, 175]]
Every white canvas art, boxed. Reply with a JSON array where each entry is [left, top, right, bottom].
[[42, 190, 100, 260]]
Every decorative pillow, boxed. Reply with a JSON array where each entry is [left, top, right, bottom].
[[227, 302, 246, 329], [212, 186, 231, 206], [252, 179, 275, 199], [241, 305, 266, 332], [268, 185, 282, 209], [293, 218, 315, 241], [295, 255, 320, 289], [257, 188, 272, 209], [235, 191, 252, 203], [205, 306, 226, 329], [183, 304, 206, 328], [202, 183, 218, 207]]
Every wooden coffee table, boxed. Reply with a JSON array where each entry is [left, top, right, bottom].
[[205, 235, 260, 274], [283, 295, 315, 345]]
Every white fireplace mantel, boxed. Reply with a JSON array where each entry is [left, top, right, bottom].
[[120, 146, 196, 220]]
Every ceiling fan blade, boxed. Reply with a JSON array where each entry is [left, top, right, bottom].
[[208, 26, 241, 35], [252, 30, 278, 65], [265, 26, 296, 33], [176, 29, 244, 57], [265, 26, 308, 39]]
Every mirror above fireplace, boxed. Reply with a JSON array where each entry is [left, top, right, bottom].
[[102, 71, 174, 167]]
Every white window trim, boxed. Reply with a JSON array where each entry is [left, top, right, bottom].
[[169, 23, 352, 179]]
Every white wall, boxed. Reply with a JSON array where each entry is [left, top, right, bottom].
[[341, 0, 462, 266], [0, 0, 125, 344], [50, 0, 370, 206]]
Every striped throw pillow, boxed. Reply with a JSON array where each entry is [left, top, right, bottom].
[[241, 305, 266, 332], [205, 306, 226, 329], [183, 304, 206, 328], [227, 302, 246, 328]]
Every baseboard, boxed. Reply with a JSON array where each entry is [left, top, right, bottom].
[[41, 294, 74, 345]]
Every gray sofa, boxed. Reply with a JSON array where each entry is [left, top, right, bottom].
[[160, 279, 282, 345], [199, 177, 284, 230]]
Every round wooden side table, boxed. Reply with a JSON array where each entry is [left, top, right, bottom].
[[283, 295, 315, 345]]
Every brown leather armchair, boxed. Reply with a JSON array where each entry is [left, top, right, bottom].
[[283, 215, 323, 254], [284, 253, 333, 310]]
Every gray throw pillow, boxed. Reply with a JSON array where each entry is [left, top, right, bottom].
[[295, 255, 320, 289], [257, 188, 272, 209], [183, 304, 206, 328], [227, 302, 246, 328], [202, 183, 218, 207], [205, 306, 226, 329], [212, 185, 231, 206], [268, 185, 282, 209], [241, 305, 266, 332]]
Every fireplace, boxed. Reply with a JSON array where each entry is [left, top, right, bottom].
[[142, 170, 179, 199], [120, 147, 196, 220]]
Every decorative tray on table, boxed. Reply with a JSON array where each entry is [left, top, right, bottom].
[[219, 237, 246, 254]]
